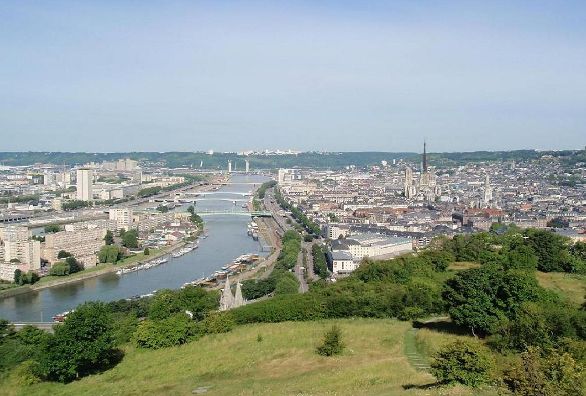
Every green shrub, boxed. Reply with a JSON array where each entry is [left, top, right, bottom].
[[316, 325, 344, 356], [198, 311, 235, 334], [503, 346, 586, 396], [430, 340, 495, 387], [134, 314, 196, 349]]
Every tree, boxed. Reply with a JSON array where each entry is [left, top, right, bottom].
[[316, 325, 344, 356], [524, 229, 573, 272], [57, 250, 72, 259], [104, 230, 114, 245], [13, 269, 22, 285], [44, 224, 61, 233], [442, 265, 542, 336], [143, 247, 150, 256], [430, 341, 495, 387], [98, 245, 123, 264], [49, 262, 70, 276], [274, 273, 299, 295], [38, 302, 117, 382], [121, 229, 139, 249], [65, 256, 82, 274]]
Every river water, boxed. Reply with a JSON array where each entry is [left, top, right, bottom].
[[0, 174, 269, 322]]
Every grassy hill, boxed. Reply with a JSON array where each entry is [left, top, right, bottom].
[[3, 319, 498, 396], [536, 271, 586, 306]]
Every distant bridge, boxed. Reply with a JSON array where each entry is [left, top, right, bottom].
[[191, 198, 248, 203], [183, 191, 252, 197], [196, 210, 272, 217]]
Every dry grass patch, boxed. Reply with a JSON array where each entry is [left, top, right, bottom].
[[448, 262, 481, 271], [536, 271, 586, 306]]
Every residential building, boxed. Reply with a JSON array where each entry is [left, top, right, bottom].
[[76, 168, 93, 201]]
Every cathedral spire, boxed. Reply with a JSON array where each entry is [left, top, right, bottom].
[[422, 140, 428, 172]]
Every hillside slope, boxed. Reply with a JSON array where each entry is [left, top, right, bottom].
[[5, 319, 497, 396]]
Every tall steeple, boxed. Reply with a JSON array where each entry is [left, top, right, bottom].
[[233, 281, 245, 308], [422, 140, 428, 172], [219, 276, 234, 311]]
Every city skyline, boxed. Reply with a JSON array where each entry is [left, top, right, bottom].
[[1, 1, 585, 152]]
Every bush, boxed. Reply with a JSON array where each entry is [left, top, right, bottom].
[[133, 314, 196, 349], [49, 262, 69, 276], [503, 346, 586, 396], [430, 340, 495, 387], [274, 272, 299, 295], [198, 311, 235, 334], [98, 245, 123, 264], [316, 325, 344, 356]]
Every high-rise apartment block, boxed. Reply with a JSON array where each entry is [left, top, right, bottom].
[[76, 168, 93, 201]]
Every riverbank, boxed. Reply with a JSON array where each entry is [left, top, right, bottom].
[[0, 180, 218, 299], [0, 239, 194, 299]]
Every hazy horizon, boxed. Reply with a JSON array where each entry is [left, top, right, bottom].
[[1, 1, 585, 152]]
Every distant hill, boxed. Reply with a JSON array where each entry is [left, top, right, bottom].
[[0, 149, 582, 169]]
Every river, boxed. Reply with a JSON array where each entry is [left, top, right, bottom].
[[0, 174, 269, 322]]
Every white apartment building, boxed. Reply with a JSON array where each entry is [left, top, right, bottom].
[[109, 208, 134, 230], [328, 233, 413, 275], [76, 168, 93, 201], [0, 225, 41, 270]]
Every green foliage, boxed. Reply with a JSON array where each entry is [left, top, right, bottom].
[[137, 186, 162, 198], [524, 229, 574, 272], [133, 314, 196, 349], [104, 230, 114, 245], [275, 188, 321, 235], [187, 205, 204, 227], [241, 277, 277, 300], [44, 224, 61, 233], [57, 250, 72, 259], [13, 269, 22, 284], [121, 229, 139, 249], [8, 360, 42, 386], [430, 341, 495, 387], [14, 270, 39, 285], [316, 325, 344, 357], [143, 247, 150, 256], [98, 245, 123, 264], [311, 243, 329, 279], [49, 262, 70, 276], [489, 300, 585, 352], [274, 272, 299, 295], [38, 302, 117, 383], [156, 204, 169, 213], [148, 287, 219, 321], [231, 294, 324, 324], [65, 256, 82, 274], [503, 346, 586, 396], [62, 200, 91, 211], [0, 323, 48, 379], [198, 311, 235, 334], [443, 265, 542, 335], [256, 180, 276, 199]]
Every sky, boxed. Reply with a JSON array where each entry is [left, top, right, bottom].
[[0, 1, 585, 153]]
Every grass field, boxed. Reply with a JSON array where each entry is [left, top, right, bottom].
[[3, 319, 500, 396], [536, 271, 586, 306], [447, 262, 481, 271]]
